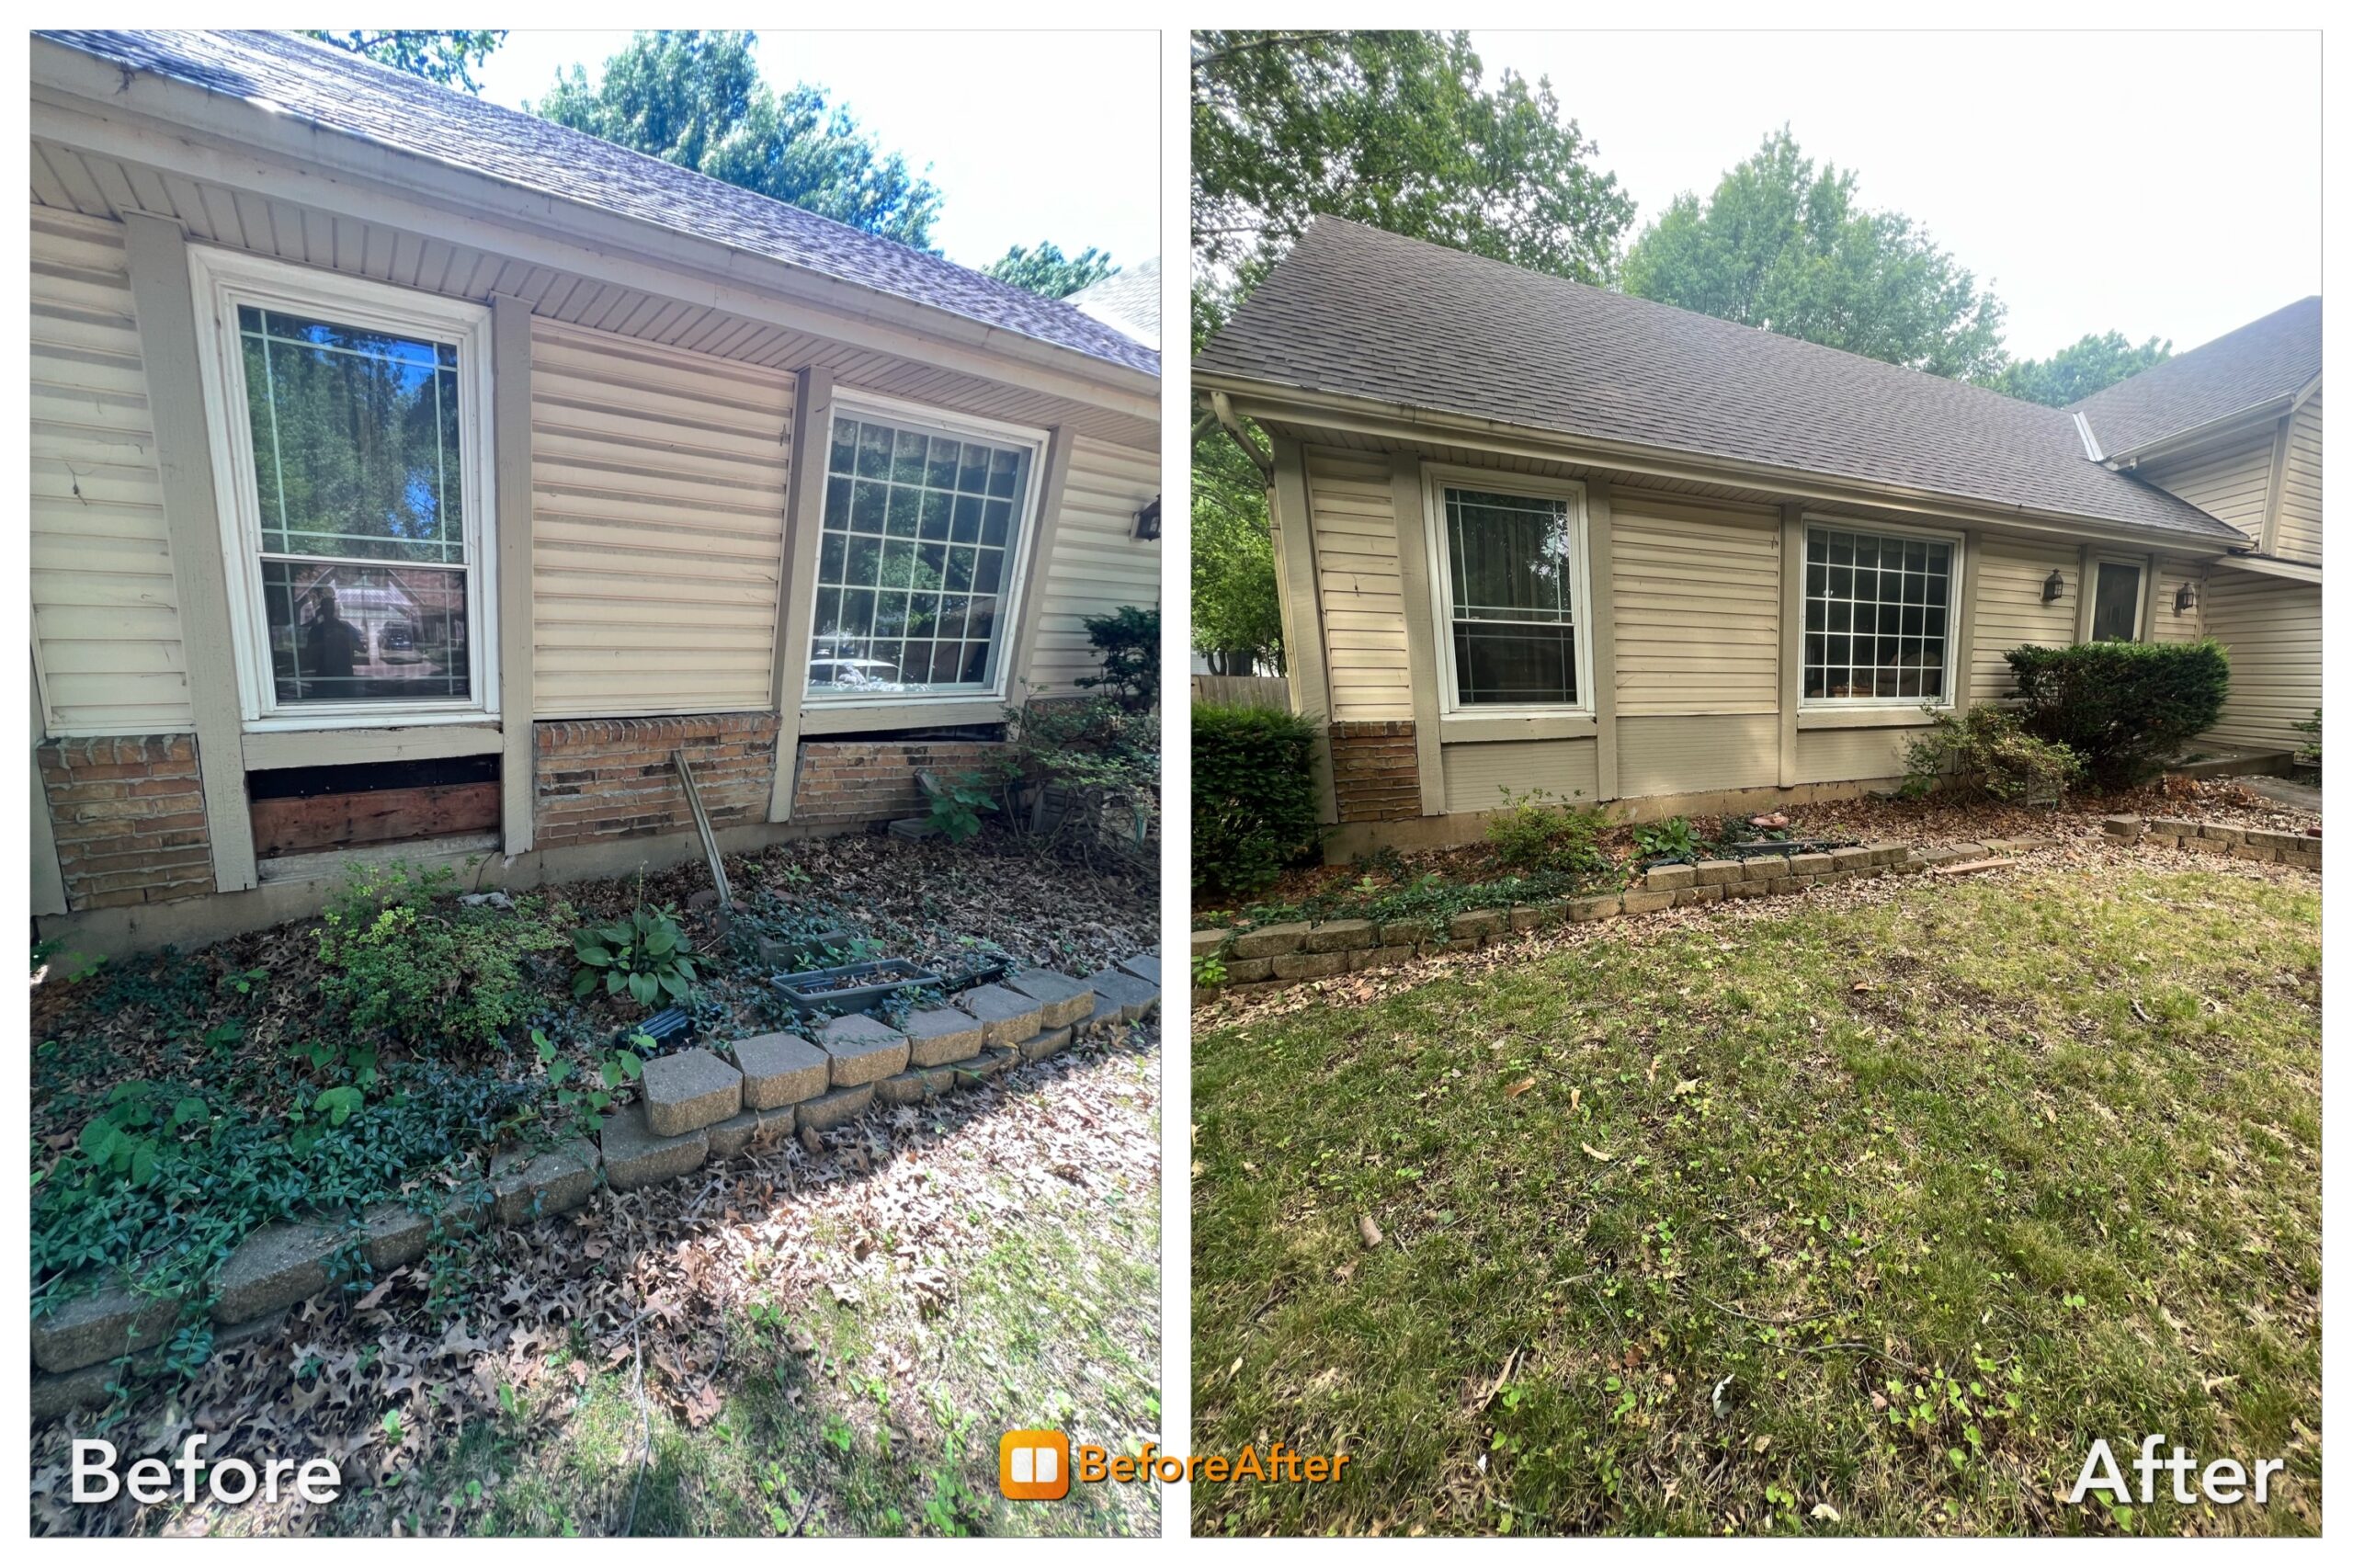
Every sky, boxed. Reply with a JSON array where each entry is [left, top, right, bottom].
[[472, 30, 1160, 274], [1473, 29, 2320, 360]]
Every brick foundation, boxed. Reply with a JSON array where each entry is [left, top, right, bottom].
[[1329, 720, 1420, 823], [790, 740, 1007, 828], [534, 713, 779, 848], [37, 735, 214, 911]]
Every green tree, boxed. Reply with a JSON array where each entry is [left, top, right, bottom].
[[983, 243, 1119, 300], [304, 30, 506, 94], [1988, 330, 2173, 406], [1190, 29, 1633, 665], [1192, 432, 1284, 674], [531, 31, 942, 249], [1622, 128, 2007, 381]]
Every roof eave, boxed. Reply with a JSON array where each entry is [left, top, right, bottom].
[[1199, 368, 2251, 554], [30, 36, 1159, 418], [2097, 390, 2303, 470]]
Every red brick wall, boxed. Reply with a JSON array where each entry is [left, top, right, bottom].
[[534, 713, 778, 848], [37, 735, 214, 911], [1330, 720, 1421, 823], [790, 740, 1006, 828]]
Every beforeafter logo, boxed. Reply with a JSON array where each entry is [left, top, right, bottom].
[[74, 1436, 342, 1506], [998, 1429, 1350, 1499]]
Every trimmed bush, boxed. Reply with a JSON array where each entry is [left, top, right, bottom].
[[1194, 701, 1321, 895], [1902, 705, 2085, 801], [1485, 787, 1610, 873], [2005, 640, 2229, 788]]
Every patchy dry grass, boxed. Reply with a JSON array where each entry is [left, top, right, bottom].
[[1192, 861, 2320, 1536]]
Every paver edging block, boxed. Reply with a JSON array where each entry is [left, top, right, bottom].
[[707, 1105, 795, 1159], [1229, 921, 1312, 960], [641, 1047, 745, 1137], [1017, 1025, 1076, 1063], [732, 1031, 832, 1108], [1085, 965, 1160, 1021], [1378, 918, 1437, 946], [957, 983, 1046, 1046], [1567, 895, 1620, 922], [1006, 969, 1097, 1029], [600, 1102, 710, 1192], [1303, 919, 1379, 953], [31, 1283, 179, 1376], [1189, 928, 1231, 959], [490, 1137, 601, 1226], [1116, 951, 1162, 985], [212, 1221, 349, 1324], [1645, 864, 1696, 892], [797, 1081, 878, 1132], [817, 1014, 913, 1086], [902, 1006, 985, 1068], [1272, 950, 1347, 981]]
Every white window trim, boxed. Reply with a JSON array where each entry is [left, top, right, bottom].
[[1418, 464, 1597, 721], [801, 388, 1050, 710], [187, 246, 498, 732], [1796, 515, 1967, 713], [2088, 553, 2149, 642]]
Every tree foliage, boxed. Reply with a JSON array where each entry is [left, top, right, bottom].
[[531, 31, 942, 249], [305, 30, 507, 94], [1191, 29, 1635, 340], [983, 243, 1119, 300], [1988, 330, 2173, 407], [1622, 128, 2007, 381], [1191, 431, 1282, 672]]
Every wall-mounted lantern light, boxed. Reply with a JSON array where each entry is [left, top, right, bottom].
[[2042, 570, 2066, 603], [1133, 497, 1162, 540], [2175, 581, 2199, 613]]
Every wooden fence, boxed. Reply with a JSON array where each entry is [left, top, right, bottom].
[[1190, 675, 1290, 710]]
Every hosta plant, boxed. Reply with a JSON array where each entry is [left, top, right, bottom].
[[572, 905, 697, 1006]]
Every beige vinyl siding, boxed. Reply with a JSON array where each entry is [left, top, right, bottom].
[[1024, 437, 1159, 695], [1616, 715, 1778, 798], [2200, 568, 2320, 752], [2148, 558, 2205, 644], [2141, 426, 2275, 537], [1611, 501, 1780, 715], [1441, 738, 1599, 812], [2276, 392, 2322, 563], [1794, 725, 1915, 786], [30, 208, 193, 736], [1970, 537, 2079, 701], [529, 319, 790, 718], [1305, 447, 1412, 722]]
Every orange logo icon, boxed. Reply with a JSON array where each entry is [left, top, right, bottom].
[[999, 1429, 1071, 1500]]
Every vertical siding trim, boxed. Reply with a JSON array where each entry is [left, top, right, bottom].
[[1586, 478, 1620, 802], [768, 366, 833, 821], [1270, 435, 1337, 824], [121, 212, 251, 892], [30, 665, 66, 917], [491, 294, 536, 852], [1777, 505, 1802, 787], [1951, 529, 1983, 716], [1006, 422, 1078, 701], [2073, 545, 2097, 643], [2260, 414, 2292, 556], [1386, 451, 1446, 813]]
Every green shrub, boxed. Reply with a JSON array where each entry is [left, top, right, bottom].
[[1903, 705, 2085, 801], [1485, 787, 1609, 874], [572, 904, 698, 1007], [2293, 709, 2321, 770], [316, 864, 570, 1051], [2004, 640, 2228, 788], [1073, 604, 1161, 712], [1632, 816, 1700, 860], [1194, 701, 1321, 895]]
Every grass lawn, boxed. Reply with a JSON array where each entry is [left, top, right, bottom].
[[1192, 860, 2320, 1536]]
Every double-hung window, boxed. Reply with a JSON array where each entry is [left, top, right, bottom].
[[1425, 473, 1594, 714], [1801, 524, 1959, 706], [805, 396, 1044, 703], [189, 249, 496, 726]]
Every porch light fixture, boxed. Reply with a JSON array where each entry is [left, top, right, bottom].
[[2042, 570, 2066, 603], [1133, 496, 1162, 540], [2175, 581, 2199, 613]]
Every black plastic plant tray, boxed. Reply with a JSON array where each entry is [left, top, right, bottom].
[[772, 958, 944, 1016]]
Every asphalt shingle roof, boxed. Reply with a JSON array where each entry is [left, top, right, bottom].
[[40, 28, 1160, 379], [2071, 296, 2320, 460], [1199, 217, 2241, 542], [1067, 256, 1162, 350]]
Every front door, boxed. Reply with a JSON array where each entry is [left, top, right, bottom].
[[2091, 560, 2144, 642]]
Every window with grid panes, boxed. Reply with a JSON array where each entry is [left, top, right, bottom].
[[1802, 527, 1955, 703], [808, 411, 1035, 698]]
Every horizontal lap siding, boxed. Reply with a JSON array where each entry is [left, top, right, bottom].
[[1969, 537, 2078, 701], [1307, 448, 1412, 722], [1025, 437, 1159, 696], [529, 320, 790, 718], [1616, 715, 1779, 798], [30, 208, 192, 735], [2276, 394, 2321, 563], [1611, 502, 1779, 716], [1440, 739, 1598, 812], [2201, 569, 2320, 752], [2143, 427, 2274, 538], [1794, 726, 1914, 786]]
